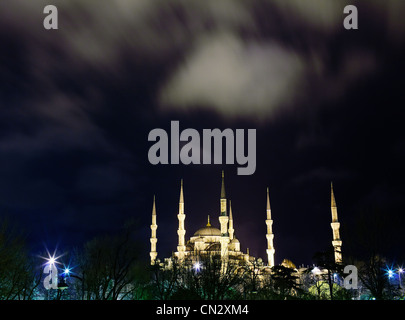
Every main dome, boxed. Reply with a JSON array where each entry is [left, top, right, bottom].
[[193, 225, 221, 237]]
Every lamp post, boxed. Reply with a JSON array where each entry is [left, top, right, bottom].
[[54, 267, 72, 300], [398, 268, 403, 289], [56, 275, 69, 300]]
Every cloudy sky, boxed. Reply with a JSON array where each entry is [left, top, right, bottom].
[[1, 0, 404, 264]]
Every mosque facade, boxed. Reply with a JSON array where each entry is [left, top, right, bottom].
[[149, 171, 342, 270]]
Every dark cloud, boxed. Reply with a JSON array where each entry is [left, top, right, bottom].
[[76, 164, 135, 200]]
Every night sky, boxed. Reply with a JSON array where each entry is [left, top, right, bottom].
[[1, 0, 404, 266]]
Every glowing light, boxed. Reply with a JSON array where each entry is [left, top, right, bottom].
[[312, 267, 321, 274], [384, 265, 396, 280], [193, 262, 202, 272], [399, 268, 404, 274], [61, 262, 77, 278], [39, 247, 65, 268]]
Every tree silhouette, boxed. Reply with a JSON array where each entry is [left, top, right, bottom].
[[312, 248, 344, 300], [73, 224, 144, 300], [344, 207, 401, 299], [270, 265, 301, 299], [0, 217, 43, 300]]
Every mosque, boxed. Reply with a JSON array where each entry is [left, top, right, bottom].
[[149, 171, 342, 270]]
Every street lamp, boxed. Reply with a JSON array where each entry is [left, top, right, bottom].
[[58, 277, 69, 291], [193, 261, 202, 273], [63, 267, 71, 277], [56, 275, 69, 300], [398, 267, 403, 289], [41, 248, 64, 269]]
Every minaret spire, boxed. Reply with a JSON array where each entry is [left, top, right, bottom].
[[150, 195, 158, 265], [218, 171, 230, 260], [330, 182, 342, 264], [219, 170, 228, 220], [331, 181, 337, 209], [266, 187, 271, 215], [265, 187, 275, 267], [221, 170, 226, 199], [220, 170, 227, 217], [176, 179, 186, 261], [228, 200, 235, 241], [179, 178, 184, 204]]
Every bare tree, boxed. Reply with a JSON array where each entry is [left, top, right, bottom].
[[312, 248, 344, 300], [345, 207, 401, 299], [190, 253, 245, 300], [0, 218, 43, 300], [150, 256, 183, 300], [151, 252, 247, 300], [357, 255, 392, 300], [74, 225, 142, 300]]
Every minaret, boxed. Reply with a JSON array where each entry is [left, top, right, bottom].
[[150, 195, 158, 265], [330, 182, 343, 264], [265, 188, 275, 267], [219, 170, 229, 235], [177, 179, 186, 261], [220, 171, 227, 216], [228, 200, 234, 241], [218, 171, 230, 259]]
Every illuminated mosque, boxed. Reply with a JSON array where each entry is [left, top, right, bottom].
[[149, 171, 342, 269]]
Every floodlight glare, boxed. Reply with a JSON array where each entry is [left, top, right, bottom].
[[193, 262, 201, 272]]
